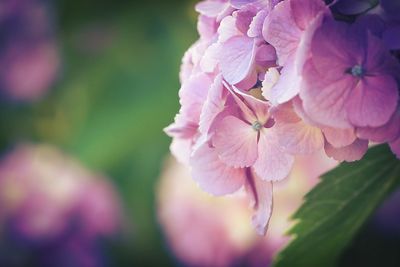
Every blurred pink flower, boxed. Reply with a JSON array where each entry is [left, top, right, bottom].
[[0, 144, 123, 267], [0, 0, 60, 102], [157, 152, 336, 267]]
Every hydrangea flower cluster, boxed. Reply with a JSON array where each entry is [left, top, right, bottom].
[[165, 0, 400, 235]]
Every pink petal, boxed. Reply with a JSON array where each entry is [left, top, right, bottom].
[[164, 114, 198, 139], [300, 61, 353, 129], [357, 108, 400, 143], [262, 0, 301, 66], [291, 0, 327, 31], [234, 4, 257, 34], [213, 116, 259, 168], [170, 138, 192, 165], [179, 73, 213, 124], [270, 101, 301, 124], [245, 169, 273, 235], [390, 137, 400, 159], [346, 75, 398, 127], [310, 18, 361, 79], [195, 1, 230, 17], [324, 139, 368, 162], [275, 121, 324, 154], [261, 67, 280, 102], [253, 130, 294, 181], [200, 42, 220, 73], [231, 85, 271, 124], [218, 16, 242, 43], [255, 44, 276, 66], [219, 36, 257, 85], [199, 74, 227, 135], [248, 9, 268, 38], [322, 127, 356, 148], [268, 59, 301, 104], [190, 142, 245, 196]]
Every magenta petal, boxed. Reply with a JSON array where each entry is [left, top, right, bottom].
[[245, 169, 273, 235], [346, 76, 398, 127], [275, 121, 324, 154], [322, 127, 356, 148], [253, 131, 294, 181], [390, 137, 400, 159], [191, 142, 245, 196], [213, 116, 258, 168], [324, 139, 368, 162], [219, 36, 257, 85]]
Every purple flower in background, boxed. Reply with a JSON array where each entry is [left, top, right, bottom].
[[0, 0, 60, 102], [0, 144, 123, 267]]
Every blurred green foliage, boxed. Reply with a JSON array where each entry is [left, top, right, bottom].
[[0, 1, 198, 266]]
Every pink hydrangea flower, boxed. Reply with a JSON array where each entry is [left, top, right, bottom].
[[166, 0, 400, 235]]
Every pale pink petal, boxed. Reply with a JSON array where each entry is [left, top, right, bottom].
[[245, 169, 273, 235], [262, 0, 301, 66], [164, 114, 198, 139], [219, 36, 257, 85], [170, 138, 192, 165], [324, 139, 368, 162], [268, 59, 301, 104], [261, 67, 280, 102], [275, 121, 324, 154], [218, 16, 242, 43], [248, 9, 268, 38], [322, 127, 356, 148], [390, 137, 400, 159], [200, 42, 220, 73], [269, 101, 301, 124], [196, 1, 230, 17], [213, 116, 258, 168], [179, 73, 213, 123], [253, 131, 294, 181], [190, 142, 245, 196], [357, 108, 400, 143], [198, 15, 218, 40], [300, 61, 353, 129], [199, 74, 227, 134], [346, 75, 398, 127]]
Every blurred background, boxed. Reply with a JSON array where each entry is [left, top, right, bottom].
[[0, 1, 399, 267]]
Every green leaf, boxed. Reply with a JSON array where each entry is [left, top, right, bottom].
[[273, 145, 400, 267]]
